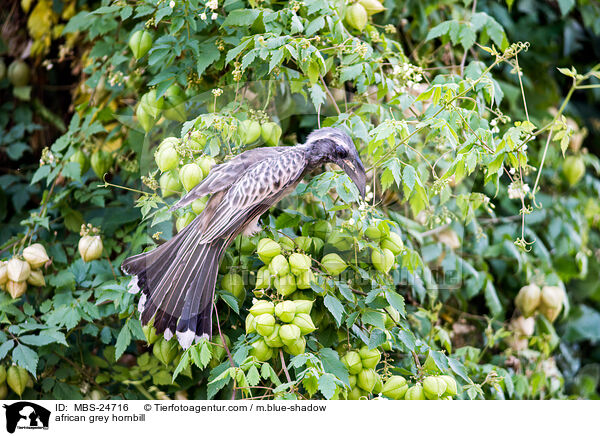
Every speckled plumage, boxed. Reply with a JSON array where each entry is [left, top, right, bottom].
[[122, 127, 366, 349]]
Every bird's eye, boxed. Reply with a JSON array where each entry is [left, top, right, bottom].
[[335, 145, 348, 159]]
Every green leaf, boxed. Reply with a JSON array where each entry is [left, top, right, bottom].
[[385, 290, 406, 318], [484, 278, 502, 317], [323, 294, 345, 327], [361, 309, 386, 329], [13, 344, 38, 376], [115, 324, 131, 360], [305, 16, 325, 36], [222, 9, 260, 26], [247, 365, 260, 386], [196, 39, 221, 76], [319, 348, 350, 387], [0, 339, 15, 359], [397, 329, 416, 351], [318, 373, 337, 399]]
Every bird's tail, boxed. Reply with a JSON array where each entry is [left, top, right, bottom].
[[121, 220, 228, 349]]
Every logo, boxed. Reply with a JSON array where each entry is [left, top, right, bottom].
[[3, 402, 51, 433]]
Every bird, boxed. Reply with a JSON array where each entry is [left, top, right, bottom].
[[121, 127, 366, 349]]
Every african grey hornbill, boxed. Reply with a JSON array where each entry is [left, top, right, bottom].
[[121, 127, 366, 349]]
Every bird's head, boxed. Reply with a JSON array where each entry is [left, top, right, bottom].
[[305, 127, 366, 199]]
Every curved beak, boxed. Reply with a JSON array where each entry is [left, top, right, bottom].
[[339, 155, 366, 200]]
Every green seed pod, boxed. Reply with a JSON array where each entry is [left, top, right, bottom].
[[382, 376, 408, 400], [274, 274, 297, 296], [357, 368, 378, 393], [289, 253, 312, 276], [539, 285, 565, 322], [321, 253, 347, 276], [155, 146, 179, 172], [381, 232, 404, 255], [245, 313, 257, 334], [91, 149, 113, 179], [269, 254, 290, 277], [347, 386, 364, 400], [250, 339, 273, 361], [158, 137, 180, 150], [176, 212, 196, 233], [264, 324, 284, 348], [69, 150, 90, 175], [358, 345, 381, 369], [439, 375, 457, 396], [371, 247, 395, 273], [278, 236, 295, 251], [136, 103, 156, 132], [221, 273, 244, 301], [373, 373, 383, 395], [7, 366, 30, 397], [239, 119, 261, 144], [249, 300, 275, 316], [515, 284, 541, 318], [295, 236, 312, 252], [292, 313, 316, 335], [260, 122, 282, 147], [345, 3, 368, 31], [159, 170, 182, 197], [284, 336, 306, 355], [364, 225, 382, 242], [423, 376, 447, 400], [0, 366, 5, 384], [296, 269, 315, 290], [257, 238, 282, 263], [198, 155, 216, 176], [143, 325, 160, 345], [179, 163, 203, 191], [7, 60, 30, 87], [293, 299, 314, 314], [129, 29, 153, 59], [275, 300, 297, 323], [78, 235, 103, 262], [312, 221, 333, 241], [191, 196, 209, 215], [163, 84, 187, 122], [563, 155, 585, 186], [140, 89, 164, 118], [341, 351, 363, 375], [240, 237, 257, 255], [359, 0, 385, 15], [405, 384, 426, 400], [210, 334, 231, 365], [188, 131, 207, 151], [26, 269, 45, 287], [153, 337, 178, 365], [255, 266, 273, 290], [279, 324, 301, 345], [255, 313, 276, 336], [311, 237, 324, 257], [347, 375, 357, 389]]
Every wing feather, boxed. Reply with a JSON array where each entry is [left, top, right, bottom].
[[171, 146, 289, 211], [198, 150, 306, 243]]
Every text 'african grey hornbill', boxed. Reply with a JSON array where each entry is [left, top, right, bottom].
[[121, 127, 366, 349]]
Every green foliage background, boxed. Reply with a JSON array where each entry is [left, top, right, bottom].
[[0, 0, 599, 399]]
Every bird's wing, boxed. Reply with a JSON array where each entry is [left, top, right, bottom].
[[198, 149, 307, 243], [170, 146, 289, 210]]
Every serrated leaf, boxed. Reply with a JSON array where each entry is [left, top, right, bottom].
[[13, 344, 38, 376], [323, 294, 345, 327], [115, 324, 131, 360], [318, 373, 337, 399]]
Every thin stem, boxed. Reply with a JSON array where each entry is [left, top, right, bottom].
[[279, 349, 292, 383]]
